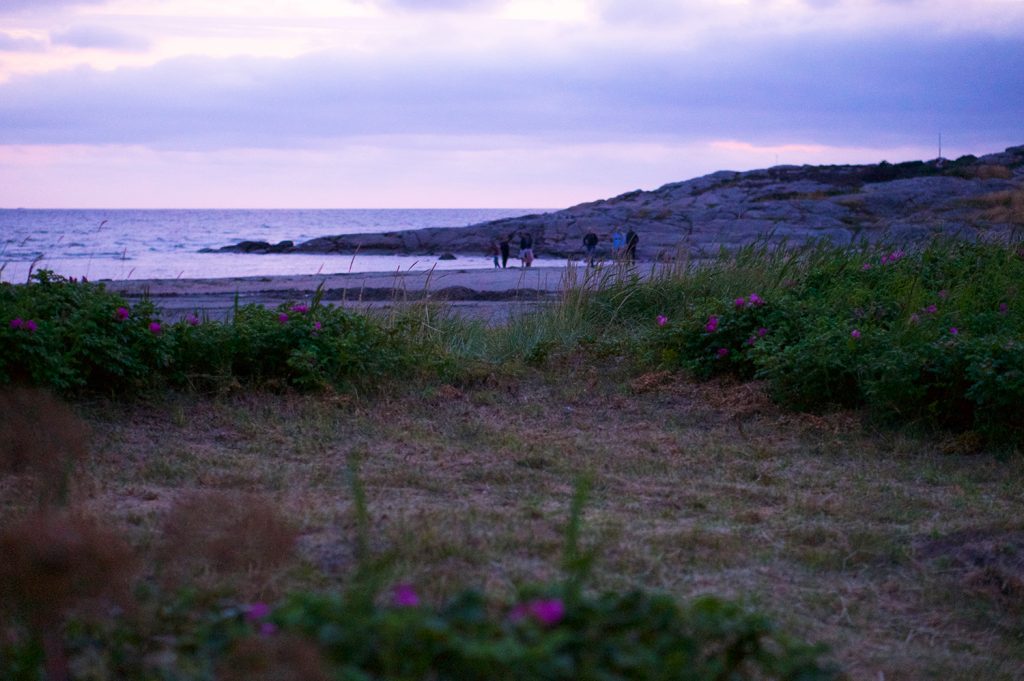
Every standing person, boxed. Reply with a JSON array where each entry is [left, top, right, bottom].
[[625, 228, 639, 263], [582, 230, 599, 267], [488, 240, 500, 268], [499, 234, 511, 269], [519, 231, 534, 268], [611, 229, 624, 258]]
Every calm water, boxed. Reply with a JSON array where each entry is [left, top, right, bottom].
[[0, 208, 551, 283]]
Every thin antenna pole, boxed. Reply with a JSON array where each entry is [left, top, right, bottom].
[[938, 132, 942, 160]]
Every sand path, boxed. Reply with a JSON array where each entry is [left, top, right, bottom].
[[102, 264, 598, 324]]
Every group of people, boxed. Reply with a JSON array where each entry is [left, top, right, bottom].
[[486, 227, 639, 269], [488, 232, 535, 269], [583, 228, 638, 267]]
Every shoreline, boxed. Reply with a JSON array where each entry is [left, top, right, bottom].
[[101, 264, 591, 324]]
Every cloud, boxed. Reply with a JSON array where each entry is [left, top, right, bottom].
[[0, 32, 47, 52], [593, 0, 1024, 35], [50, 25, 151, 52], [0, 0, 108, 13], [0, 27, 1020, 156], [377, 0, 503, 10]]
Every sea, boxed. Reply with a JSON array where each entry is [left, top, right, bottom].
[[0, 208, 552, 284]]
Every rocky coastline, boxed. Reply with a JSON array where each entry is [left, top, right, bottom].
[[215, 145, 1024, 261]]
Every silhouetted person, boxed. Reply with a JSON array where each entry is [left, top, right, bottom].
[[625, 229, 638, 262], [499, 235, 511, 268], [583, 231, 598, 267], [519, 231, 534, 267]]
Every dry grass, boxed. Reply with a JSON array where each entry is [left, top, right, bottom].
[[0, 387, 90, 504], [973, 186, 1024, 225], [157, 490, 299, 599], [219, 634, 331, 681], [3, 365, 1024, 679]]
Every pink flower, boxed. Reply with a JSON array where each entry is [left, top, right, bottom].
[[748, 293, 764, 306], [704, 315, 719, 333], [949, 327, 959, 335], [998, 303, 1009, 315], [861, 263, 872, 271], [746, 337, 756, 346], [291, 304, 309, 314], [716, 347, 729, 358], [734, 297, 746, 308], [278, 313, 289, 324], [924, 304, 938, 314], [9, 318, 23, 329], [23, 319, 37, 333], [850, 329, 861, 339], [149, 321, 162, 335], [392, 583, 420, 608], [528, 598, 565, 627], [185, 314, 200, 326], [115, 306, 130, 320], [313, 321, 322, 333], [246, 602, 271, 622], [757, 327, 768, 337], [656, 314, 668, 327]]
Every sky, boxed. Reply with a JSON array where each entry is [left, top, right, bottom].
[[0, 0, 1021, 209]]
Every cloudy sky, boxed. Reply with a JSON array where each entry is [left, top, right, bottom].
[[0, 0, 1021, 209]]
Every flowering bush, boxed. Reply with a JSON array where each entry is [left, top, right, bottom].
[[0, 271, 439, 394], [621, 241, 1024, 444], [650, 292, 777, 380], [0, 270, 169, 393]]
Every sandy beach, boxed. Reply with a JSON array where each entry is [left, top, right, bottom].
[[102, 264, 586, 324]]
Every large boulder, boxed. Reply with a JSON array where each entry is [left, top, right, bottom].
[[216, 144, 1024, 260]]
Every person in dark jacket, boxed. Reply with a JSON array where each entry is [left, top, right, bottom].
[[499, 234, 511, 268], [582, 231, 598, 267], [625, 229, 638, 262]]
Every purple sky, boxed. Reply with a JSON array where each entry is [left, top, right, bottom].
[[0, 0, 1021, 208]]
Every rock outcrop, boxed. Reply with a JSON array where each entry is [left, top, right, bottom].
[[217, 146, 1024, 261]]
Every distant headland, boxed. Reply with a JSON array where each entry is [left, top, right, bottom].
[[216, 144, 1024, 261]]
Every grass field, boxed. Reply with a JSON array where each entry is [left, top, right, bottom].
[[20, 364, 1015, 678], [3, 241, 1024, 679]]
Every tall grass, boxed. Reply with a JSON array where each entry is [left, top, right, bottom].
[[409, 237, 1024, 444], [4, 239, 1023, 443], [544, 238, 1024, 445]]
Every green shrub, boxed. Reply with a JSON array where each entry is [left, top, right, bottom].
[[596, 240, 1024, 445], [266, 585, 836, 681], [1, 270, 440, 393], [1, 270, 168, 393], [1, 271, 440, 395]]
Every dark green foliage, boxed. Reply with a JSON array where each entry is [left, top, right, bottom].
[[0, 271, 436, 394], [1, 586, 834, 680], [267, 587, 836, 681], [0, 270, 168, 392], [601, 240, 1024, 445]]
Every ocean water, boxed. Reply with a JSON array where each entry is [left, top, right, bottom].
[[0, 208, 552, 283]]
